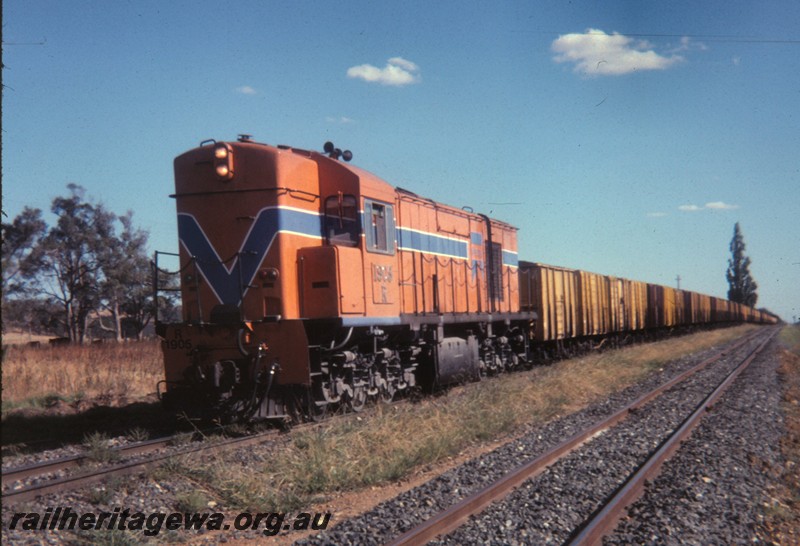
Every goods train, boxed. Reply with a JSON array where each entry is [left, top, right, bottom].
[[155, 135, 776, 422]]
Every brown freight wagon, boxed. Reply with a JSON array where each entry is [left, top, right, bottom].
[[711, 297, 732, 322], [519, 262, 578, 342], [697, 293, 712, 324], [683, 291, 701, 325], [578, 270, 610, 336], [607, 277, 624, 334], [674, 289, 687, 326], [619, 278, 648, 331], [647, 284, 676, 329]]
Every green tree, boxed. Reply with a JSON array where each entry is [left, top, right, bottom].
[[18, 184, 152, 343], [1, 207, 46, 297], [28, 185, 116, 342], [3, 188, 154, 341], [726, 222, 758, 307]]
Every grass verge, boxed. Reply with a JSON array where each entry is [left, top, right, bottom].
[[761, 324, 800, 544]]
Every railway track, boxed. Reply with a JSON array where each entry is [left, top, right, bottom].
[[380, 326, 777, 546], [2, 394, 391, 505], [389, 330, 777, 546], [1, 427, 281, 505], [1, 400, 192, 457], [565, 327, 776, 545], [285, 326, 776, 545]]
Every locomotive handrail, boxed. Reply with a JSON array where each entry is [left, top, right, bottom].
[[170, 186, 319, 201], [152, 251, 194, 276], [153, 251, 188, 326]]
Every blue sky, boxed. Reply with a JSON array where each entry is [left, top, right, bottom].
[[3, 0, 799, 321]]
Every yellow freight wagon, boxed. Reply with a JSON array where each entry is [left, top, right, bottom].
[[519, 262, 578, 341]]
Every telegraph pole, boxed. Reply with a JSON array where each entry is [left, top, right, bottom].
[[676, 275, 681, 290]]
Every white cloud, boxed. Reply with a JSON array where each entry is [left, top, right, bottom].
[[387, 57, 419, 72], [236, 86, 257, 95], [704, 201, 739, 210], [669, 36, 707, 54], [678, 202, 739, 212], [552, 29, 683, 76], [325, 116, 355, 124], [347, 57, 421, 86]]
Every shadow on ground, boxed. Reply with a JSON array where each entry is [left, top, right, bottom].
[[1, 396, 190, 455]]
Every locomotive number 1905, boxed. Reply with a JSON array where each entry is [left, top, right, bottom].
[[161, 329, 193, 350]]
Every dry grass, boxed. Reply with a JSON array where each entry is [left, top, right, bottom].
[[1, 340, 163, 411], [161, 325, 758, 513], [762, 324, 800, 545]]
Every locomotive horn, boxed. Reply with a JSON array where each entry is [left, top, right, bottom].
[[323, 141, 335, 154], [342, 150, 353, 162]]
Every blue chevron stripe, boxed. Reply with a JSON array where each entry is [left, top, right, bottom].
[[178, 207, 320, 306]]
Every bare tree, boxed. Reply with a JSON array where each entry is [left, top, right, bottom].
[[97, 211, 152, 340]]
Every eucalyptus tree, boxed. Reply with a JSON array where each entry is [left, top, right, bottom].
[[4, 186, 154, 342], [1, 206, 46, 297], [28, 185, 116, 342]]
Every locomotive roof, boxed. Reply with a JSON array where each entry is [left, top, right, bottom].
[[279, 142, 518, 232], [194, 138, 518, 231]]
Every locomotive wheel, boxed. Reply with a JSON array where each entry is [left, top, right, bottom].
[[348, 385, 367, 413], [379, 384, 395, 403], [309, 400, 329, 423], [302, 388, 329, 422]]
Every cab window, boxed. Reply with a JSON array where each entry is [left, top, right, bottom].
[[364, 200, 395, 255], [324, 194, 359, 247]]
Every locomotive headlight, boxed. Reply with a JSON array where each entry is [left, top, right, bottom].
[[213, 143, 234, 180], [259, 268, 279, 282]]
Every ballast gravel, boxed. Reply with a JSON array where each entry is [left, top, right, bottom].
[[604, 336, 785, 545], [298, 331, 785, 545]]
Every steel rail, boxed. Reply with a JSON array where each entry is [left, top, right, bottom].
[[385, 327, 770, 546], [3, 381, 416, 503], [1, 434, 188, 488], [1, 429, 281, 505], [566, 326, 778, 545], [2, 390, 373, 504], [2, 419, 245, 488]]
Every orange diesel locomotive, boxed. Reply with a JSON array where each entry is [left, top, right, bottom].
[[156, 136, 533, 421]]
